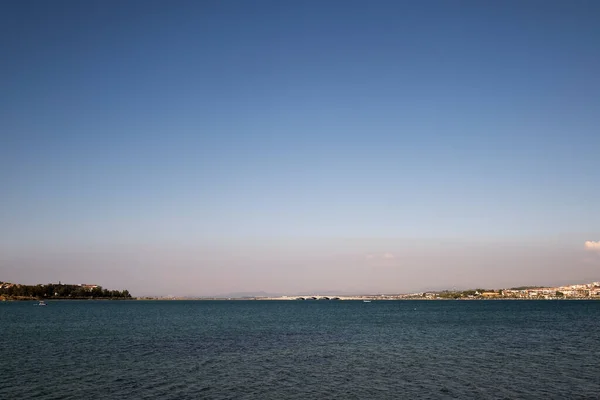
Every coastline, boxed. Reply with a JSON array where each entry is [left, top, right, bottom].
[[131, 296, 600, 301], [0, 296, 134, 302]]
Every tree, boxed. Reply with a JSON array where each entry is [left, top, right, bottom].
[[91, 286, 104, 297]]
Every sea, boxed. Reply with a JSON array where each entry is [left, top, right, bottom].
[[1, 300, 599, 399]]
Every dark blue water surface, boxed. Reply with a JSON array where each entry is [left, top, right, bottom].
[[1, 300, 599, 399]]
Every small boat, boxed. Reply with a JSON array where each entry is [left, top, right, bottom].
[[363, 300, 371, 303], [37, 301, 47, 306]]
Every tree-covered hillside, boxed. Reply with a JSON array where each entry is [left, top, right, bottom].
[[0, 282, 131, 299]]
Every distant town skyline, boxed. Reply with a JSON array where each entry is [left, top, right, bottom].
[[1, 1, 599, 296]]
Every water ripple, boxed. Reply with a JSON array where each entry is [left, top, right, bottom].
[[1, 300, 599, 399]]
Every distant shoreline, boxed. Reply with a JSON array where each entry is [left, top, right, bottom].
[[135, 281, 600, 301], [131, 297, 600, 301], [0, 296, 133, 301], [3, 296, 598, 302]]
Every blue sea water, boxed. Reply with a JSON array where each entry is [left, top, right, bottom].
[[1, 300, 599, 399]]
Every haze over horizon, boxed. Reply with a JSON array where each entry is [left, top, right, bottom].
[[1, 0, 599, 297]]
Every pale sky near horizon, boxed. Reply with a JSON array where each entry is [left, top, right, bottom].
[[1, 0, 599, 296]]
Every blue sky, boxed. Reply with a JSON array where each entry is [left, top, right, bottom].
[[1, 0, 599, 295]]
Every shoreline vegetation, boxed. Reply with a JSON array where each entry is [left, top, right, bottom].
[[0, 282, 131, 301]]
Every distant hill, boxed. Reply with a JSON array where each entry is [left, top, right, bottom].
[[211, 290, 389, 298], [508, 286, 545, 290], [212, 291, 283, 298]]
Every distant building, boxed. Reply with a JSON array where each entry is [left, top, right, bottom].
[[481, 292, 498, 298]]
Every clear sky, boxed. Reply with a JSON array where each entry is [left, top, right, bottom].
[[1, 0, 599, 296]]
